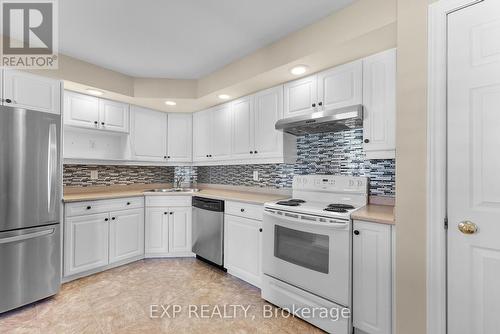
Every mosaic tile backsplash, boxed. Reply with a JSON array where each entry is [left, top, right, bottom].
[[64, 128, 395, 196], [63, 165, 174, 187]]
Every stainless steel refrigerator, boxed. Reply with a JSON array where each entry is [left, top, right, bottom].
[[0, 106, 61, 313]]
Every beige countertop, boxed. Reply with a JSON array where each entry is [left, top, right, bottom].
[[63, 184, 290, 205], [351, 204, 395, 225]]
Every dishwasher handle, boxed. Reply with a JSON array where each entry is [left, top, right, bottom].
[[192, 197, 224, 212]]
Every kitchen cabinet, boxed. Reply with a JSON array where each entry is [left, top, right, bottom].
[[231, 96, 254, 159], [144, 208, 170, 255], [353, 220, 393, 334], [64, 91, 129, 133], [2, 70, 61, 114], [362, 49, 396, 159], [130, 105, 168, 162], [64, 213, 110, 276], [168, 207, 192, 254], [317, 60, 362, 111], [193, 109, 212, 162], [224, 214, 262, 288], [283, 74, 317, 118], [109, 208, 144, 264], [98, 99, 129, 133], [211, 104, 232, 160], [167, 113, 192, 162]]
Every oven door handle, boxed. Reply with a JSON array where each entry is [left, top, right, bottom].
[[263, 210, 349, 230]]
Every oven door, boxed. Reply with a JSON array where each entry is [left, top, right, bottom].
[[262, 209, 351, 306]]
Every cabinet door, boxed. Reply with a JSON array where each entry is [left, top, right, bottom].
[[224, 215, 262, 287], [317, 60, 362, 111], [64, 91, 100, 129], [3, 70, 60, 114], [130, 106, 167, 161], [109, 208, 144, 264], [99, 99, 130, 133], [168, 207, 192, 254], [353, 221, 392, 334], [283, 74, 317, 118], [64, 213, 109, 276], [362, 49, 396, 159], [231, 96, 254, 159], [167, 113, 192, 162], [145, 208, 169, 255], [254, 86, 284, 158], [210, 104, 232, 160], [192, 109, 212, 162]]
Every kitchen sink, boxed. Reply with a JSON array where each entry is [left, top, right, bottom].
[[145, 188, 200, 193]]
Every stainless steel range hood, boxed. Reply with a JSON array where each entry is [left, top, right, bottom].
[[275, 104, 363, 136]]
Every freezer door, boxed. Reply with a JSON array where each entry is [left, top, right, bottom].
[[0, 224, 61, 313], [0, 106, 61, 231]]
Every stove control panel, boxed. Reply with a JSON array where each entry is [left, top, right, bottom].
[[292, 175, 368, 194]]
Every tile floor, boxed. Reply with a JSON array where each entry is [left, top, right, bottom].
[[0, 258, 324, 333]]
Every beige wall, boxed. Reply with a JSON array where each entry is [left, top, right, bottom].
[[395, 0, 429, 333]]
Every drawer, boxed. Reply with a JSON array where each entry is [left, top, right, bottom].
[[65, 197, 144, 217], [145, 195, 191, 207], [225, 201, 263, 221]]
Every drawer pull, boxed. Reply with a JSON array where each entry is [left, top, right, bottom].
[[127, 202, 131, 205], [105, 218, 109, 222], [86, 206, 91, 210]]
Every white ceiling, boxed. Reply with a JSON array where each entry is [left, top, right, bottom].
[[59, 0, 354, 79]]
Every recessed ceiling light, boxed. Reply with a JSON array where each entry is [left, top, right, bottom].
[[218, 94, 230, 100], [290, 65, 309, 76], [86, 89, 104, 96], [165, 101, 177, 106]]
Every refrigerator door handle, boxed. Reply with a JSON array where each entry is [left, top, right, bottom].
[[47, 123, 57, 212], [0, 228, 55, 244]]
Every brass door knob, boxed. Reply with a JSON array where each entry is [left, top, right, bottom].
[[458, 221, 478, 234]]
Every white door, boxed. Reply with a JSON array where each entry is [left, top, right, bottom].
[[109, 209, 144, 264], [253, 86, 284, 158], [231, 96, 254, 159], [168, 207, 192, 254], [448, 2, 500, 333], [362, 49, 396, 159], [3, 70, 60, 114], [145, 208, 169, 255], [283, 74, 317, 118], [167, 113, 192, 162], [192, 109, 212, 161], [317, 60, 362, 111], [99, 99, 129, 133], [130, 106, 167, 162], [64, 213, 109, 276], [352, 221, 392, 334], [224, 215, 262, 287], [210, 104, 232, 160], [64, 91, 100, 129]]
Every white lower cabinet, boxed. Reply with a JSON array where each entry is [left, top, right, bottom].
[[63, 197, 144, 280], [145, 197, 193, 257], [353, 220, 393, 334], [224, 214, 262, 287], [109, 208, 144, 264]]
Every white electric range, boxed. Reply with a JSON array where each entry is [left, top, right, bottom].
[[261, 174, 368, 334]]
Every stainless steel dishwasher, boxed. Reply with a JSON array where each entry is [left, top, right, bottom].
[[192, 197, 224, 266]]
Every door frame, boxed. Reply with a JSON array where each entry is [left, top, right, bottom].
[[427, 1, 483, 333]]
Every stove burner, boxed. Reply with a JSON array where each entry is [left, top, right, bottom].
[[324, 207, 348, 213], [276, 201, 301, 207], [327, 203, 355, 210]]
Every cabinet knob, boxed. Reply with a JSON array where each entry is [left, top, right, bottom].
[[5, 99, 12, 103], [86, 206, 91, 210], [240, 208, 245, 212], [164, 212, 168, 215], [209, 154, 212, 157], [164, 156, 167, 159], [167, 156, 171, 159], [126, 202, 131, 205], [101, 122, 105, 126], [312, 103, 316, 107], [250, 151, 253, 154], [170, 212, 173, 215], [111, 217, 116, 220], [259, 228, 263, 232], [105, 218, 109, 222], [254, 150, 258, 154], [354, 230, 360, 235], [364, 139, 370, 144], [318, 102, 323, 106]]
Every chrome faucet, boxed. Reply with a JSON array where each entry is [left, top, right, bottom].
[[174, 176, 184, 189]]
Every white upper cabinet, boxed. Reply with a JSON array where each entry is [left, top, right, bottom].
[[283, 74, 317, 118], [193, 109, 212, 161], [64, 91, 100, 129], [3, 70, 61, 114], [98, 99, 129, 133], [231, 96, 254, 159], [362, 49, 396, 159], [253, 86, 284, 158], [167, 113, 192, 162], [130, 106, 167, 162], [317, 59, 362, 111], [210, 104, 232, 160]]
